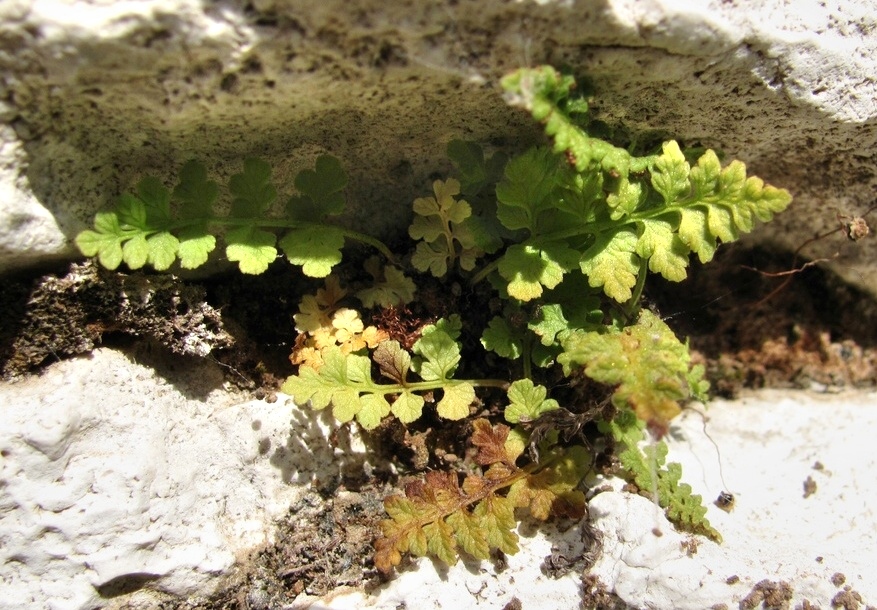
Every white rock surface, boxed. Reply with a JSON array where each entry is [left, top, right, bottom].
[[0, 346, 365, 610], [1, 343, 876, 610], [1, 0, 876, 294], [315, 389, 877, 610]]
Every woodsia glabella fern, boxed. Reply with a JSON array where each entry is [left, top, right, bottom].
[[76, 65, 791, 573]]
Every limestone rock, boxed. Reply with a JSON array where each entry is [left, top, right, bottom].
[[0, 0, 875, 295], [0, 346, 365, 610]]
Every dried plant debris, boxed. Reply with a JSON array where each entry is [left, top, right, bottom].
[[581, 574, 636, 610], [715, 491, 736, 512], [831, 587, 864, 610], [159, 487, 387, 610], [0, 261, 232, 378], [501, 597, 523, 610], [739, 579, 794, 610], [680, 536, 701, 556], [803, 475, 818, 498], [540, 518, 602, 577], [269, 488, 386, 596]]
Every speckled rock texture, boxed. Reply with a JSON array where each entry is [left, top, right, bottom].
[[0, 262, 234, 377], [1, 0, 875, 293], [0, 346, 368, 610]]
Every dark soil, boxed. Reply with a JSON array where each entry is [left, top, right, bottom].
[[158, 486, 390, 610], [0, 262, 235, 379], [648, 244, 877, 396]]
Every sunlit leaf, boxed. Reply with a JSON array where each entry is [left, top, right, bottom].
[[559, 310, 708, 429], [278, 226, 345, 277], [504, 379, 559, 424], [437, 382, 475, 420], [225, 226, 277, 274], [579, 228, 639, 302]]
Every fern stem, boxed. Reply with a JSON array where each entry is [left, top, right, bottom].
[[624, 258, 649, 319], [469, 258, 501, 286], [444, 223, 457, 271], [398, 378, 510, 392], [532, 203, 686, 246], [335, 228, 397, 264], [161, 216, 397, 264], [343, 377, 510, 395], [468, 378, 512, 390], [521, 335, 534, 381]]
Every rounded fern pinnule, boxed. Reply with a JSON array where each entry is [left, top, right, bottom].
[[75, 155, 395, 275], [409, 177, 482, 277]]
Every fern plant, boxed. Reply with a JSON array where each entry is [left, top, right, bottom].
[[75, 156, 394, 276], [76, 65, 792, 575], [375, 419, 590, 572], [489, 67, 791, 307]]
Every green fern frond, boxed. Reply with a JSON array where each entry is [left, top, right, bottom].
[[600, 409, 721, 542], [76, 157, 392, 275], [496, 66, 792, 303]]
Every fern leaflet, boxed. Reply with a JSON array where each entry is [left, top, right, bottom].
[[374, 419, 589, 573]]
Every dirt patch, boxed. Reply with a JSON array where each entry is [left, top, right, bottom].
[[648, 244, 877, 396], [157, 486, 389, 610], [0, 262, 233, 378], [581, 574, 635, 610], [738, 579, 794, 610]]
